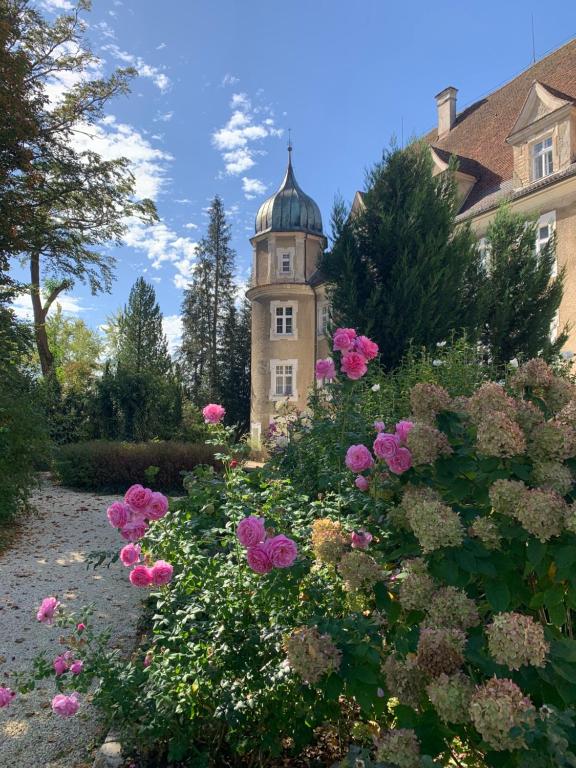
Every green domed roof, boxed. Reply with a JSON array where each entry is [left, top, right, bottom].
[[255, 150, 323, 236]]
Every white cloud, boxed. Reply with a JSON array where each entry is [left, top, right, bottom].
[[183, 222, 198, 229], [156, 42, 167, 50], [222, 73, 240, 87], [242, 177, 267, 199], [94, 21, 116, 40], [39, 0, 74, 10], [175, 198, 193, 204], [155, 111, 174, 123], [11, 292, 87, 320], [102, 44, 171, 93], [123, 219, 198, 289], [212, 92, 283, 175], [163, 315, 183, 354]]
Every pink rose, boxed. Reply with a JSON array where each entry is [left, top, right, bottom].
[[333, 327, 357, 352], [129, 565, 153, 587], [265, 535, 298, 568], [120, 543, 141, 567], [395, 420, 414, 443], [387, 446, 413, 475], [120, 519, 149, 542], [0, 687, 15, 708], [355, 475, 370, 491], [106, 501, 130, 529], [351, 530, 373, 549], [373, 433, 400, 461], [354, 335, 379, 361], [124, 484, 153, 511], [36, 596, 60, 624], [53, 653, 70, 676], [373, 420, 386, 433], [345, 444, 374, 473], [341, 351, 368, 380], [151, 560, 173, 586], [143, 651, 153, 668], [51, 693, 79, 717], [246, 543, 273, 574], [237, 516, 267, 548], [315, 358, 336, 381], [202, 403, 226, 424], [147, 491, 168, 520], [70, 660, 83, 675], [76, 623, 86, 633]]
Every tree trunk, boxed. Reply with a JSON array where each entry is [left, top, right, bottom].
[[30, 251, 54, 376]]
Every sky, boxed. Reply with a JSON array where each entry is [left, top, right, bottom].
[[11, 0, 576, 352]]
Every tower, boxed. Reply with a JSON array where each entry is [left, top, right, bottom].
[[246, 146, 328, 449]]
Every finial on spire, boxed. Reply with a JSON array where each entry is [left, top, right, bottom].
[[288, 128, 292, 156]]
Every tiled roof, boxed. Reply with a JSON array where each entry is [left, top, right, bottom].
[[423, 38, 576, 214]]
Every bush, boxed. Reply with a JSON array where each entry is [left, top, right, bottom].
[[53, 440, 220, 492]]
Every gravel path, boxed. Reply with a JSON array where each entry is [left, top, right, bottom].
[[0, 478, 143, 767]]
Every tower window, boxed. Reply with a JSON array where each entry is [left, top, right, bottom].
[[532, 136, 553, 180], [269, 359, 298, 401], [270, 301, 298, 339], [276, 306, 293, 335], [276, 247, 295, 277], [318, 302, 329, 336]]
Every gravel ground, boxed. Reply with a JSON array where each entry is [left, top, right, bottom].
[[0, 478, 143, 767]]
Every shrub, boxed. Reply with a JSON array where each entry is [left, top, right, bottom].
[[54, 440, 220, 492]]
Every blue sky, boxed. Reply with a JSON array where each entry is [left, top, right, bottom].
[[12, 0, 576, 351]]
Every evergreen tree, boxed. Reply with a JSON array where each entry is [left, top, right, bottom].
[[481, 205, 566, 365], [218, 300, 251, 430], [117, 277, 171, 376], [322, 142, 483, 369]]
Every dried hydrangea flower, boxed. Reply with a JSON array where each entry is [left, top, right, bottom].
[[516, 487, 566, 542], [383, 654, 425, 709], [476, 411, 526, 457], [416, 627, 466, 677], [467, 383, 517, 423], [401, 487, 464, 554], [528, 421, 576, 462], [425, 586, 480, 630], [511, 359, 554, 390], [556, 400, 576, 430], [426, 671, 474, 724], [533, 461, 573, 496], [397, 558, 436, 612], [375, 729, 420, 768], [311, 518, 348, 564], [337, 550, 383, 592], [387, 504, 411, 531], [545, 377, 576, 414], [284, 626, 341, 684], [406, 423, 452, 465], [489, 479, 527, 517], [487, 612, 549, 670], [409, 383, 452, 425], [470, 677, 536, 751], [470, 517, 501, 550], [515, 398, 545, 433]]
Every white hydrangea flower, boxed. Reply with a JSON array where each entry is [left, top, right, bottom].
[[371, 383, 381, 392]]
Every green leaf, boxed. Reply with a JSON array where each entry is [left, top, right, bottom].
[[322, 674, 343, 700], [485, 580, 510, 611], [548, 602, 567, 627], [527, 538, 546, 566]]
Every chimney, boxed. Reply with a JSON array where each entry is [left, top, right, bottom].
[[435, 86, 458, 137]]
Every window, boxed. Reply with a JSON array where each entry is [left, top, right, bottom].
[[478, 237, 490, 270], [276, 305, 293, 335], [318, 302, 329, 336], [270, 301, 298, 339], [536, 211, 556, 276], [276, 247, 295, 277], [281, 253, 292, 273], [532, 136, 553, 180], [269, 359, 298, 401]]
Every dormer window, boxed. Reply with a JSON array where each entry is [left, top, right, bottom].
[[532, 136, 553, 180]]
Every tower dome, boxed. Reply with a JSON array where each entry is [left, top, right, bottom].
[[255, 148, 323, 236]]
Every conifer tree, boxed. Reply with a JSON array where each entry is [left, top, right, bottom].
[[481, 205, 566, 365], [117, 277, 171, 375], [218, 300, 251, 429], [322, 142, 483, 369]]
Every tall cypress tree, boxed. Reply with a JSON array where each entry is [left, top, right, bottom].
[[481, 205, 566, 365], [322, 142, 483, 369]]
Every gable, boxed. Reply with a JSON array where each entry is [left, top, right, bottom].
[[507, 81, 573, 142]]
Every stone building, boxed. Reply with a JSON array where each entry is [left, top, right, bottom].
[[247, 38, 576, 447]]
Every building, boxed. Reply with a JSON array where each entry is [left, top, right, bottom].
[[247, 38, 576, 447]]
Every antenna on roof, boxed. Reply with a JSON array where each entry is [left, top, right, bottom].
[[531, 14, 536, 63]]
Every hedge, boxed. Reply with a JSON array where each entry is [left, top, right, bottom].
[[53, 440, 220, 493]]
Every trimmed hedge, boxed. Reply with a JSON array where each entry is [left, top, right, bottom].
[[54, 440, 220, 493]]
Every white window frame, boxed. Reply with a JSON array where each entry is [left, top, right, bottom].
[[478, 236, 490, 271], [270, 300, 298, 340], [276, 247, 295, 278], [317, 301, 330, 337], [269, 359, 298, 401], [536, 210, 557, 276], [531, 135, 554, 181]]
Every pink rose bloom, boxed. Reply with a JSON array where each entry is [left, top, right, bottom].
[[345, 444, 374, 473], [315, 358, 336, 381], [341, 351, 368, 380], [355, 475, 370, 491], [246, 543, 273, 574], [53, 653, 70, 676], [70, 660, 83, 675], [0, 687, 15, 708], [51, 693, 79, 718], [76, 623, 86, 633], [151, 560, 174, 586], [120, 543, 141, 567], [373, 420, 386, 433], [120, 519, 149, 542], [265, 535, 298, 568], [106, 501, 130, 529], [333, 327, 357, 352], [36, 596, 60, 624], [124, 484, 153, 511], [354, 335, 379, 361], [147, 491, 169, 520], [373, 433, 400, 461], [351, 530, 373, 549], [202, 403, 226, 424], [387, 446, 413, 475], [237, 516, 266, 548], [395, 420, 414, 443], [143, 651, 153, 668], [129, 565, 153, 587]]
